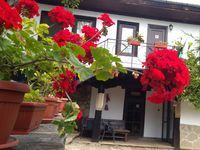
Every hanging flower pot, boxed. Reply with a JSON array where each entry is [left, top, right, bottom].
[[0, 80, 29, 147], [154, 41, 168, 49], [128, 40, 141, 46], [127, 33, 144, 47]]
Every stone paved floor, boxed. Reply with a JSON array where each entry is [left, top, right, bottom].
[[8, 124, 174, 150], [11, 124, 64, 150], [65, 136, 174, 150]]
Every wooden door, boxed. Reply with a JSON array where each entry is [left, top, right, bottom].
[[147, 25, 167, 55]]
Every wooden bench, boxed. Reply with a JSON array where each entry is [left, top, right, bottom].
[[100, 120, 130, 141], [113, 129, 130, 141]]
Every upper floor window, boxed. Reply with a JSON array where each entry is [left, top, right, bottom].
[[116, 21, 139, 57], [40, 11, 62, 37], [40, 11, 96, 37], [72, 15, 96, 34]]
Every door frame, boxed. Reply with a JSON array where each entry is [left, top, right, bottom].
[[116, 20, 139, 57], [123, 89, 146, 137], [147, 24, 168, 55]]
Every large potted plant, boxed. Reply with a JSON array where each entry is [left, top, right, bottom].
[[12, 89, 47, 134], [0, 0, 127, 147]]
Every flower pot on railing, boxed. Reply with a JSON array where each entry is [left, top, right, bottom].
[[128, 40, 141, 46], [12, 102, 47, 135], [154, 41, 168, 49], [0, 80, 29, 148]]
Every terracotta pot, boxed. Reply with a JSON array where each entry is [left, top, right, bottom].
[[128, 40, 141, 46], [154, 42, 167, 49], [12, 102, 47, 134], [55, 100, 62, 116], [42, 96, 59, 123], [58, 98, 68, 113], [0, 80, 29, 144]]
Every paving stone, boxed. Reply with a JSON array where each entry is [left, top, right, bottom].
[[11, 124, 64, 150]]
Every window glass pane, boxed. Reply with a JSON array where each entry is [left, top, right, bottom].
[[121, 27, 134, 40], [121, 27, 134, 54], [76, 21, 93, 35]]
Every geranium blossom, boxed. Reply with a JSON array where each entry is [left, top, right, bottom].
[[81, 25, 101, 43], [48, 6, 75, 28], [53, 29, 81, 47], [78, 42, 97, 64], [0, 0, 22, 29], [141, 48, 190, 103], [15, 0, 39, 18], [76, 111, 83, 121], [98, 13, 115, 27], [53, 69, 77, 98]]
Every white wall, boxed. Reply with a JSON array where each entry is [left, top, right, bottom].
[[89, 86, 125, 120], [143, 91, 163, 138], [38, 3, 200, 69], [181, 101, 200, 126]]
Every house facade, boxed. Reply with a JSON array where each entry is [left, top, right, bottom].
[[36, 0, 200, 149]]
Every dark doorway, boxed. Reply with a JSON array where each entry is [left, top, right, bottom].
[[162, 102, 174, 144], [123, 90, 146, 136], [147, 24, 168, 56]]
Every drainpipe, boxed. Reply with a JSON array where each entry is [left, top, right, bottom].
[[92, 85, 105, 142]]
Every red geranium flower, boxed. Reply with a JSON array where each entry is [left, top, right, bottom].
[[53, 29, 82, 47], [15, 0, 39, 18], [76, 111, 83, 121], [150, 68, 165, 81], [53, 69, 77, 98], [81, 25, 101, 43], [98, 13, 115, 27], [0, 0, 22, 29], [48, 6, 75, 28], [78, 42, 97, 64], [141, 49, 190, 103]]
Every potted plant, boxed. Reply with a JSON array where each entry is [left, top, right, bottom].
[[42, 96, 60, 123], [127, 33, 144, 46], [59, 98, 68, 113], [12, 89, 47, 134], [0, 0, 127, 146], [154, 41, 168, 49]]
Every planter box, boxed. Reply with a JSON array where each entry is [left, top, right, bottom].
[[55, 100, 62, 116], [0, 80, 29, 145], [42, 97, 60, 123], [58, 98, 67, 113], [12, 102, 47, 134], [154, 42, 167, 49]]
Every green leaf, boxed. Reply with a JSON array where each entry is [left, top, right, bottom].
[[96, 71, 113, 81], [68, 50, 93, 81]]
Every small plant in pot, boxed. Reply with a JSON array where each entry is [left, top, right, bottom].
[[154, 41, 168, 49], [12, 89, 47, 134], [127, 33, 144, 46]]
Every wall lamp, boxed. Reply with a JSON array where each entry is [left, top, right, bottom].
[[169, 24, 173, 31]]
